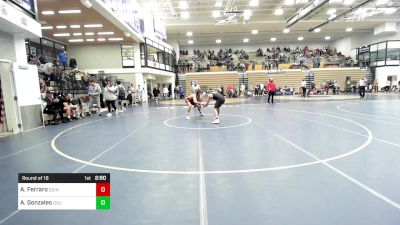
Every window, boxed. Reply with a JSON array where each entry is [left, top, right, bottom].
[[141, 38, 177, 72], [386, 41, 400, 66], [26, 38, 66, 63], [121, 45, 135, 68]]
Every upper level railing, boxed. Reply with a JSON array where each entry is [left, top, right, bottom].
[[357, 40, 400, 68]]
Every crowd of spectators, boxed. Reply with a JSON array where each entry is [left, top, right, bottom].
[[30, 51, 147, 125], [178, 46, 355, 73]]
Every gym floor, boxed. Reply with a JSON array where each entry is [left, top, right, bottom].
[[1, 94, 400, 225]]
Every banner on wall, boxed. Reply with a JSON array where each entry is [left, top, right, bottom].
[[153, 17, 167, 40], [359, 46, 370, 54], [101, 0, 144, 35]]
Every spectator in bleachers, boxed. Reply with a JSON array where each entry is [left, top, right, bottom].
[[53, 87, 72, 122], [39, 79, 47, 99], [42, 60, 56, 83], [58, 50, 68, 69], [28, 54, 40, 66], [65, 94, 81, 119], [69, 57, 77, 69], [43, 91, 63, 125]]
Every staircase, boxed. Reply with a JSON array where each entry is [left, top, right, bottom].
[[238, 72, 248, 87], [305, 70, 315, 89], [364, 67, 375, 82], [178, 74, 186, 91]]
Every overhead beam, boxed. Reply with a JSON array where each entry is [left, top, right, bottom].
[[308, 0, 376, 32], [286, 0, 330, 28]]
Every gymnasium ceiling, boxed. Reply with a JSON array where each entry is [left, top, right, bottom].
[[136, 0, 400, 45], [35, 0, 400, 46], [36, 0, 129, 44]]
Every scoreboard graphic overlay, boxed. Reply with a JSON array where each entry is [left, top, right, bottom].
[[18, 173, 110, 210]]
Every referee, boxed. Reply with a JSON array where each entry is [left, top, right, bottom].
[[359, 77, 367, 99]]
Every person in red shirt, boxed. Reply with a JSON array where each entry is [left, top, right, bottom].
[[266, 78, 276, 104]]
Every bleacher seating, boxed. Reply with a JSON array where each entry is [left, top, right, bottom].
[[184, 68, 366, 95], [185, 72, 238, 95]]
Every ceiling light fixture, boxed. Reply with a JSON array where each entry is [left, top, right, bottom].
[[346, 27, 353, 32], [376, 0, 389, 5], [70, 25, 81, 29], [284, 0, 295, 5], [53, 33, 70, 37], [56, 25, 67, 29], [108, 38, 123, 41], [58, 10, 81, 14], [314, 28, 321, 32], [85, 32, 94, 36], [243, 38, 249, 43], [216, 39, 222, 43], [249, 0, 259, 6], [69, 39, 84, 42], [329, 14, 337, 19], [270, 37, 277, 42], [186, 31, 193, 36], [384, 8, 397, 14], [84, 24, 103, 28], [298, 36, 304, 41], [41, 11, 54, 15], [244, 10, 252, 20], [343, 0, 354, 5], [325, 36, 331, 40], [179, 1, 188, 9], [275, 8, 284, 15], [215, 1, 223, 7], [283, 28, 290, 33], [251, 29, 258, 34], [188, 40, 194, 44], [181, 12, 190, 19], [86, 39, 94, 42], [97, 38, 106, 41], [73, 33, 82, 36], [98, 32, 114, 35], [81, 0, 92, 8], [212, 10, 221, 18], [41, 26, 53, 30], [327, 8, 336, 14]]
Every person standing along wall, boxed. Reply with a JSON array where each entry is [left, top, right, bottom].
[[266, 79, 276, 104], [104, 81, 118, 117], [137, 85, 143, 103], [358, 77, 367, 99], [88, 78, 102, 116], [116, 81, 126, 112], [301, 79, 307, 97]]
